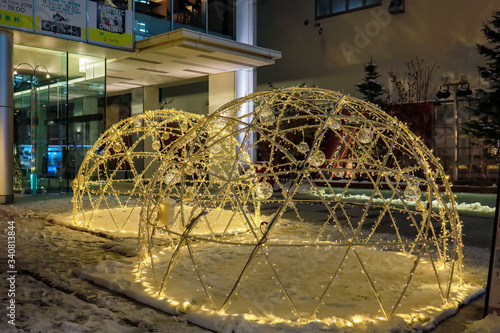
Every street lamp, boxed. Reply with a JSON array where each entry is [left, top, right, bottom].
[[13, 63, 50, 194], [436, 77, 473, 181], [436, 85, 451, 99], [13, 64, 50, 78], [456, 83, 472, 98]]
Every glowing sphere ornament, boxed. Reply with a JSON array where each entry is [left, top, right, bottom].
[[258, 103, 275, 123], [333, 169, 345, 178], [164, 168, 181, 185], [309, 150, 326, 167], [326, 117, 341, 130], [297, 141, 309, 154], [254, 181, 274, 199], [357, 127, 373, 144], [136, 88, 464, 329], [404, 182, 422, 202], [209, 143, 223, 154], [151, 140, 161, 151], [113, 142, 122, 152], [180, 121, 189, 131]]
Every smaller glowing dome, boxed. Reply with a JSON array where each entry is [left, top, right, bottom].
[[72, 109, 203, 232]]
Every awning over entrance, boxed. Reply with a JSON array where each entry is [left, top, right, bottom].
[[107, 29, 281, 93], [12, 28, 281, 94]]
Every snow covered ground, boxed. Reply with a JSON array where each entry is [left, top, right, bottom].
[[78, 241, 484, 332], [0, 193, 498, 332], [0, 194, 207, 333], [464, 314, 500, 333]]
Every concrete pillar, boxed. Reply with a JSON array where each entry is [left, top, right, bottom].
[[0, 29, 14, 204], [236, 68, 256, 162], [143, 86, 159, 111], [131, 87, 145, 116], [209, 71, 236, 114], [208, 72, 237, 183], [235, 0, 256, 161], [140, 86, 159, 179], [236, 0, 256, 45]]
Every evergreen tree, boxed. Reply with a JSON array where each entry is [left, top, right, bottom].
[[356, 58, 386, 105], [465, 11, 500, 155]]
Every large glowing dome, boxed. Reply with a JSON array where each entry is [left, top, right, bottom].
[[72, 109, 203, 232], [137, 87, 463, 326]]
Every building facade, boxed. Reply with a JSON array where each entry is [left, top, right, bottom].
[[256, 0, 500, 183], [0, 0, 281, 203]]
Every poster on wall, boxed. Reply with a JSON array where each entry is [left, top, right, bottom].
[[88, 1, 133, 50], [0, 0, 34, 31], [35, 0, 86, 41], [485, 175, 500, 315]]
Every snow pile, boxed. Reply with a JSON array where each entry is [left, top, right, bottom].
[[299, 188, 496, 217], [456, 202, 496, 216], [464, 314, 500, 333], [0, 197, 207, 333], [48, 208, 143, 238], [76, 207, 485, 333], [79, 244, 484, 332], [48, 206, 251, 239], [0, 195, 493, 332], [1, 275, 144, 333]]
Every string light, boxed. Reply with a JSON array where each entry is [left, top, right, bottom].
[[72, 109, 204, 232], [73, 87, 464, 326]]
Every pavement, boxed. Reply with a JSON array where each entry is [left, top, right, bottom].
[[6, 192, 498, 332], [430, 212, 494, 332], [431, 294, 487, 332]]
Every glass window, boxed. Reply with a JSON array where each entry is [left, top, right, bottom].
[[134, 0, 170, 18], [12, 47, 105, 193], [348, 0, 363, 10], [315, 0, 381, 18], [13, 46, 66, 193], [316, 0, 331, 17], [134, 0, 172, 39], [208, 0, 234, 38], [66, 54, 106, 189], [173, 0, 206, 32], [331, 0, 346, 12], [134, 0, 235, 40]]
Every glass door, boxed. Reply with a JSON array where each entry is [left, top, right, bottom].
[[13, 46, 66, 194], [13, 46, 106, 193], [65, 53, 106, 187]]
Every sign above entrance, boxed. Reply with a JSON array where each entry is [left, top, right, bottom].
[[87, 1, 133, 50], [0, 0, 133, 51], [0, 0, 34, 31], [35, 0, 87, 41]]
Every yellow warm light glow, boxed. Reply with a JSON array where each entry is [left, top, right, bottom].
[[71, 109, 204, 233], [73, 88, 465, 326]]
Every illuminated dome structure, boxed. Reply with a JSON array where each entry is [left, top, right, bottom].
[[135, 88, 464, 327], [72, 109, 203, 233]]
